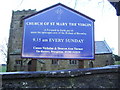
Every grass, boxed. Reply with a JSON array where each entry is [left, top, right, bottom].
[[114, 61, 120, 65], [0, 65, 6, 72]]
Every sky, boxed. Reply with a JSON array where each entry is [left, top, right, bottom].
[[0, 0, 118, 64]]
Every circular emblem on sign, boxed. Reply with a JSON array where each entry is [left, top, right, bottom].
[[56, 8, 63, 20], [56, 8, 63, 15]]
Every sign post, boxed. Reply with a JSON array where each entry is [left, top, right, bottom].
[[22, 3, 95, 60]]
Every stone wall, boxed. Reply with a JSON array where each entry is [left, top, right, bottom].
[[1, 65, 120, 89], [84, 54, 114, 68]]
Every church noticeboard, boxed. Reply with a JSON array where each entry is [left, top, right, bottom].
[[22, 3, 95, 60]]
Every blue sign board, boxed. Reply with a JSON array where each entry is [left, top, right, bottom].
[[22, 3, 95, 59]]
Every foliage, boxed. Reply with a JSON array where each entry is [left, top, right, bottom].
[[0, 39, 8, 63], [113, 54, 120, 61]]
